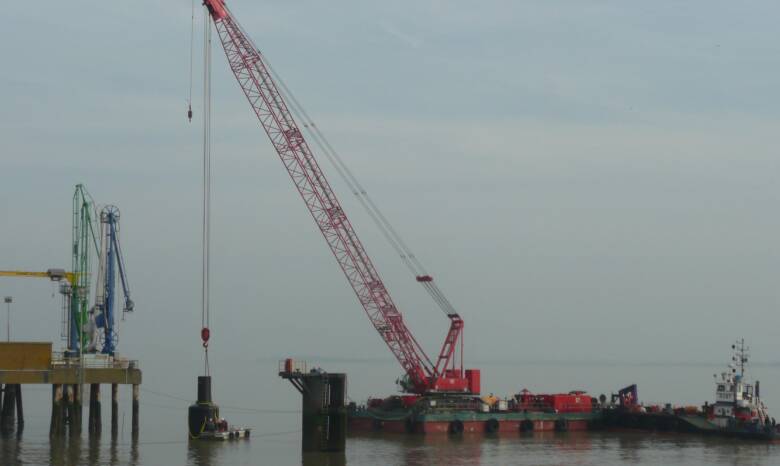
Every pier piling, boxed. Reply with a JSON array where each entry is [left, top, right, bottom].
[[131, 384, 139, 438], [72, 384, 82, 433], [89, 384, 101, 435], [1, 383, 17, 430], [111, 384, 119, 437], [50, 384, 64, 436], [15, 384, 23, 429], [64, 384, 74, 432]]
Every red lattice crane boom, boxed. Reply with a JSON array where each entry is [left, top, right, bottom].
[[203, 0, 477, 394]]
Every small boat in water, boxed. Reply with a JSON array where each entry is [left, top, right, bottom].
[[195, 417, 251, 441]]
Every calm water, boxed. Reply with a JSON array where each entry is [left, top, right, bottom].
[[1, 360, 779, 465], [2, 429, 779, 466]]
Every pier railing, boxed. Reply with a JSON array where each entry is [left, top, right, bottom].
[[279, 359, 308, 374], [51, 352, 140, 370]]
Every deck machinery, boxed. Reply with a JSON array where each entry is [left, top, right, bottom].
[[201, 0, 479, 397]]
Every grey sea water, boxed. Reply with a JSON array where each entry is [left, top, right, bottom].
[[1, 359, 779, 465]]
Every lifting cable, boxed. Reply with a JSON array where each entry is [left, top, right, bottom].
[[200, 5, 213, 376], [187, 0, 195, 122], [265, 63, 458, 317]]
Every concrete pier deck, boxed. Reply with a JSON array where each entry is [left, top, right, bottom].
[[0, 342, 142, 436]]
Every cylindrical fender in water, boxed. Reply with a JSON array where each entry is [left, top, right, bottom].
[[520, 419, 534, 432], [405, 418, 417, 433], [372, 419, 384, 431], [555, 418, 569, 432], [449, 419, 464, 434], [485, 418, 499, 433]]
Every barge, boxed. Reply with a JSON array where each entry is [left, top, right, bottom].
[[348, 340, 780, 443], [349, 390, 602, 434]]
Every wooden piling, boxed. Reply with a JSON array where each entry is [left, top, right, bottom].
[[111, 384, 119, 437], [50, 384, 64, 436], [131, 384, 139, 438], [89, 384, 101, 435]]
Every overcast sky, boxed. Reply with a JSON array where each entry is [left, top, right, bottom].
[[1, 0, 779, 386]]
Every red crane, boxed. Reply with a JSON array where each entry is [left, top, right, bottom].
[[202, 0, 479, 395]]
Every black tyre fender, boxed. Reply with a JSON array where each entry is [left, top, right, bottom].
[[554, 418, 569, 432], [485, 418, 500, 433], [372, 418, 384, 431], [520, 419, 534, 432], [405, 417, 416, 434], [449, 419, 464, 434]]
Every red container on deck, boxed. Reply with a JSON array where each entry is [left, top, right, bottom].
[[465, 369, 480, 394], [543, 394, 592, 413], [284, 358, 293, 373], [516, 391, 592, 413]]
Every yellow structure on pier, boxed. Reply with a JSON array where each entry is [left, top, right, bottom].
[[0, 269, 77, 286]]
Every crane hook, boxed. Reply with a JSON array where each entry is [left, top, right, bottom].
[[188, 103, 193, 123]]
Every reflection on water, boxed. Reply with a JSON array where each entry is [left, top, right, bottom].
[[302, 452, 346, 466], [0, 432, 141, 466], [1, 428, 778, 465], [187, 439, 219, 466], [188, 439, 348, 466], [346, 431, 779, 466], [186, 437, 258, 466]]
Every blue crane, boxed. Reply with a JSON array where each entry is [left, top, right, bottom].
[[93, 205, 134, 355]]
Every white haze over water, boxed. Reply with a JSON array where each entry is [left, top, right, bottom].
[[1, 0, 779, 448]]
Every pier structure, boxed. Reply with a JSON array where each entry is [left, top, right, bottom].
[[0, 342, 141, 437], [279, 359, 346, 452]]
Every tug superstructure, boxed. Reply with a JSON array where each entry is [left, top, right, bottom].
[[706, 339, 775, 436]]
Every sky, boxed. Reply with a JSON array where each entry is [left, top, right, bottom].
[[1, 0, 779, 395]]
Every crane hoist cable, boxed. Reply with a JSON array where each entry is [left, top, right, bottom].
[[266, 64, 458, 317], [187, 0, 195, 122], [200, 5, 213, 376]]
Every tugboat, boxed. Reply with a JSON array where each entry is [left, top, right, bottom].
[[603, 340, 780, 442], [705, 339, 778, 441]]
